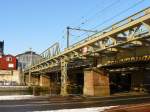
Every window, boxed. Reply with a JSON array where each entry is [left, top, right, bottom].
[[6, 57, 12, 62], [8, 63, 14, 68]]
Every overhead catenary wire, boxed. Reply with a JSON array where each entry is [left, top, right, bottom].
[[69, 0, 106, 27], [75, 0, 121, 28], [76, 0, 146, 39], [92, 0, 146, 30], [62, 0, 121, 39], [65, 0, 124, 42]]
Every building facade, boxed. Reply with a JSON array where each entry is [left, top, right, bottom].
[[0, 55, 19, 85], [16, 51, 41, 71], [0, 55, 17, 70], [0, 70, 21, 86]]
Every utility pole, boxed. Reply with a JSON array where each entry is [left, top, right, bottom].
[[66, 26, 98, 48], [67, 27, 70, 48]]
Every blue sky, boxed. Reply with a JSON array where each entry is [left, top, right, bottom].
[[0, 0, 150, 55]]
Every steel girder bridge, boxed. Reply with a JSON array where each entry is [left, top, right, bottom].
[[24, 7, 150, 96]]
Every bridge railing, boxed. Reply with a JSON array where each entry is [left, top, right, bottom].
[[32, 42, 60, 66]]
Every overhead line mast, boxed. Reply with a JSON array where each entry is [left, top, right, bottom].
[[66, 26, 98, 48]]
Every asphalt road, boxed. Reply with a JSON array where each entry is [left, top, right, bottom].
[[0, 94, 150, 112]]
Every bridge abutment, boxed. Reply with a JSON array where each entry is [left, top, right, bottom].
[[39, 74, 50, 87], [30, 75, 40, 86], [83, 68, 110, 96]]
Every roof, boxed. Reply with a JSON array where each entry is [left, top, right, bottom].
[[3, 54, 16, 58], [16, 51, 40, 57]]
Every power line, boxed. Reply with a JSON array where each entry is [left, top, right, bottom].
[[62, 0, 121, 40], [69, 0, 106, 27], [77, 0, 146, 39], [62, 0, 107, 39], [92, 0, 146, 30], [76, 0, 121, 28]]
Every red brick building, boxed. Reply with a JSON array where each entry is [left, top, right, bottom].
[[0, 55, 17, 70]]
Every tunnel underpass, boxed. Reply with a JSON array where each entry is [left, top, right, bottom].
[[67, 68, 84, 95], [103, 60, 150, 95], [49, 72, 61, 95], [109, 72, 131, 94]]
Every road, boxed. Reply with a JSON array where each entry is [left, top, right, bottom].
[[0, 94, 150, 112]]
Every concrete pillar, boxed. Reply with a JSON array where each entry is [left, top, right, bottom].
[[31, 75, 40, 86], [39, 74, 50, 87], [24, 73, 31, 86], [60, 59, 68, 96], [22, 71, 25, 85], [24, 74, 28, 85], [83, 68, 110, 96], [39, 75, 42, 87]]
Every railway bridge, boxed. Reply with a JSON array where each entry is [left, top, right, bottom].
[[24, 7, 150, 96]]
